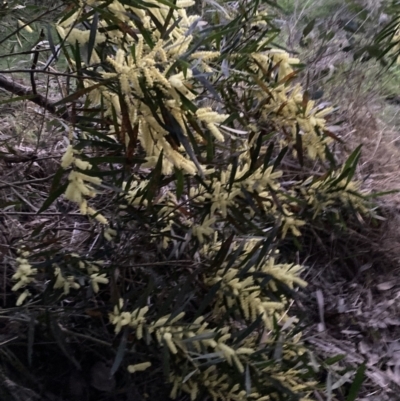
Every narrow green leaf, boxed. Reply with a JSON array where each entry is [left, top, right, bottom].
[[179, 94, 197, 113], [272, 146, 288, 172], [209, 233, 235, 271], [245, 365, 251, 396], [324, 354, 346, 365], [182, 332, 216, 343], [192, 68, 222, 102], [206, 131, 214, 163], [175, 167, 184, 199], [162, 15, 181, 40], [50, 319, 81, 370], [73, 41, 83, 88], [330, 145, 362, 187], [162, 339, 170, 380], [262, 142, 274, 172], [54, 80, 111, 106], [228, 156, 238, 191], [159, 103, 203, 177], [324, 144, 336, 168], [302, 18, 316, 38], [144, 151, 163, 206], [233, 314, 263, 344], [250, 130, 263, 171], [110, 328, 128, 376], [27, 314, 35, 366], [295, 123, 304, 167], [365, 189, 400, 198], [152, 0, 177, 8], [46, 24, 58, 61], [146, 9, 164, 32], [193, 281, 222, 320], [346, 364, 366, 401], [38, 182, 68, 214], [0, 95, 36, 105], [31, 221, 48, 238]]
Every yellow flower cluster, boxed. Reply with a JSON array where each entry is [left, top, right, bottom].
[[170, 364, 314, 401], [249, 52, 334, 161], [12, 249, 37, 293], [74, 256, 109, 293], [53, 265, 80, 295], [123, 179, 149, 207], [12, 250, 105, 305], [58, 0, 228, 176], [301, 170, 368, 219], [109, 299, 149, 335], [61, 145, 107, 224], [204, 241, 306, 330], [109, 300, 313, 400]]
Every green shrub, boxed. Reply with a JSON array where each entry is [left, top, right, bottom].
[[2, 0, 371, 400]]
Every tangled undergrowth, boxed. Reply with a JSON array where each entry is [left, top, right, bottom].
[[0, 1, 379, 400]]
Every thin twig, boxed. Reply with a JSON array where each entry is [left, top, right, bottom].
[[0, 212, 83, 216], [0, 336, 18, 346], [0, 69, 102, 79], [59, 327, 113, 348], [11, 187, 39, 212], [0, 174, 55, 190]]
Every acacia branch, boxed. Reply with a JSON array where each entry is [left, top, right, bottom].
[[0, 74, 72, 122]]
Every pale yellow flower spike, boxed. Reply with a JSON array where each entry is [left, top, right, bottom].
[[127, 362, 152, 373]]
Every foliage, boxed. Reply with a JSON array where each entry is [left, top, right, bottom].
[[0, 0, 371, 400]]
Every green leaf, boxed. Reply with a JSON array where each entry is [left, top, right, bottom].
[[50, 318, 81, 370], [162, 338, 170, 380], [38, 181, 68, 214], [346, 363, 366, 401], [152, 0, 177, 8], [73, 41, 83, 87], [228, 156, 238, 191], [54, 80, 112, 106], [27, 314, 35, 367], [262, 142, 274, 172], [46, 24, 58, 62], [146, 9, 164, 32], [182, 332, 216, 344], [330, 144, 362, 187], [192, 68, 222, 102], [162, 14, 182, 40], [193, 281, 222, 321], [233, 314, 263, 344], [175, 167, 184, 200], [272, 146, 288, 172], [209, 233, 235, 272], [245, 365, 251, 396], [365, 44, 383, 59], [110, 328, 128, 376], [324, 354, 346, 365], [31, 221, 49, 238], [159, 102, 204, 177], [302, 19, 316, 38], [0, 95, 36, 105], [364, 189, 400, 198], [324, 144, 336, 168], [295, 123, 304, 167], [144, 151, 163, 206]]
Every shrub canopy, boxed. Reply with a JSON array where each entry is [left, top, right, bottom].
[[3, 1, 370, 400]]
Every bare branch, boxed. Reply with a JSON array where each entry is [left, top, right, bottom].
[[0, 74, 72, 122]]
